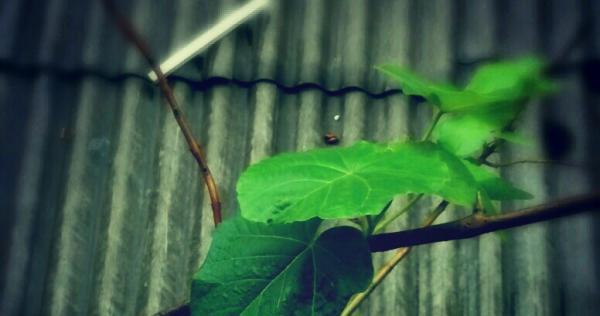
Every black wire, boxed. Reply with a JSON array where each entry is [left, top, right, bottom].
[[0, 15, 591, 101], [0, 59, 402, 99]]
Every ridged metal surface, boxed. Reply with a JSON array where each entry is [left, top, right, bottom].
[[1, 0, 599, 315]]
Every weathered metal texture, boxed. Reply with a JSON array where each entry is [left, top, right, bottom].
[[1, 0, 599, 315]]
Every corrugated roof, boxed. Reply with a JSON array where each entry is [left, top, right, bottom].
[[1, 0, 599, 315]]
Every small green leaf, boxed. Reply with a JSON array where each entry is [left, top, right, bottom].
[[378, 57, 552, 114], [432, 102, 522, 157], [463, 160, 533, 201], [433, 113, 498, 157], [466, 56, 554, 97], [375, 64, 453, 103], [382, 57, 553, 157], [376, 64, 491, 112], [191, 217, 373, 316], [238, 141, 482, 223], [431, 57, 553, 156]]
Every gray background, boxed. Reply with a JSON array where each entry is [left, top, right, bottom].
[[1, 0, 599, 315]]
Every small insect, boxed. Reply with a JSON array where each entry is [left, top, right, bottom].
[[323, 132, 340, 145]]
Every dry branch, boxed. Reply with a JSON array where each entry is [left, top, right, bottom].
[[100, 0, 222, 225]]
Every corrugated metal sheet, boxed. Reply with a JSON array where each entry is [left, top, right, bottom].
[[1, 0, 599, 315]]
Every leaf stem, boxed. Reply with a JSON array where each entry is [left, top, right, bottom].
[[341, 201, 449, 316], [100, 0, 222, 225], [421, 110, 443, 141], [372, 194, 423, 234]]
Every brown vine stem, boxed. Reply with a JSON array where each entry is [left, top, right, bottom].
[[341, 200, 449, 316], [100, 0, 222, 225], [369, 191, 600, 252], [343, 192, 600, 315]]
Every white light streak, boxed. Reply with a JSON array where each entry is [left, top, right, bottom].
[[149, 0, 271, 81]]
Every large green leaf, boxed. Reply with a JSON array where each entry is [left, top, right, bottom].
[[238, 141, 481, 223], [191, 217, 373, 316]]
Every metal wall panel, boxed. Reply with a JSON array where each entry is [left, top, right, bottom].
[[1, 0, 599, 315]]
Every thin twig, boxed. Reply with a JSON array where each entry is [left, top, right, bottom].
[[482, 159, 581, 169], [369, 191, 600, 252], [100, 0, 222, 225], [341, 201, 449, 316]]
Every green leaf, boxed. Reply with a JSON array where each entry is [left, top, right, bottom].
[[465, 56, 554, 97], [463, 160, 533, 201], [381, 58, 553, 157], [191, 217, 373, 316], [432, 102, 522, 157], [432, 57, 553, 157], [238, 141, 483, 223], [376, 64, 492, 112]]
